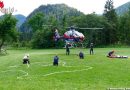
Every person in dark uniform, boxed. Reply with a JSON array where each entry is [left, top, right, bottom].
[[66, 43, 70, 55], [90, 43, 94, 55], [53, 55, 59, 66], [79, 51, 84, 59]]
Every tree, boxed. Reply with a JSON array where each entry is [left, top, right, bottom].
[[28, 12, 57, 48], [119, 8, 130, 44], [31, 27, 55, 48], [103, 0, 119, 44], [19, 13, 45, 42], [67, 14, 105, 46], [0, 14, 18, 51], [28, 12, 45, 32]]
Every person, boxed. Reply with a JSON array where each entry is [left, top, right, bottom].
[[90, 43, 94, 55], [53, 55, 59, 66], [107, 50, 128, 58], [23, 54, 30, 64], [66, 43, 70, 55], [54, 29, 60, 42], [107, 50, 116, 58], [79, 51, 84, 59], [116, 55, 128, 58]]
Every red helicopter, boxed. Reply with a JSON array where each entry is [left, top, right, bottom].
[[54, 26, 85, 47]]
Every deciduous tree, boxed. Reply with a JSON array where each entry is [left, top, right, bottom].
[[0, 14, 18, 51]]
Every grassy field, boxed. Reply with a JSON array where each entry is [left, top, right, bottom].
[[0, 48, 130, 90]]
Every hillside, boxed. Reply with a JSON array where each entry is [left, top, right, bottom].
[[20, 4, 84, 32], [14, 14, 26, 27], [27, 4, 84, 20], [0, 14, 26, 28], [115, 1, 130, 15]]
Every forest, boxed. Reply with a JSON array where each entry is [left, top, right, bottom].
[[0, 0, 130, 50]]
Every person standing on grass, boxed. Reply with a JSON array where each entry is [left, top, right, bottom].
[[66, 43, 70, 55], [90, 43, 94, 55], [53, 55, 59, 66]]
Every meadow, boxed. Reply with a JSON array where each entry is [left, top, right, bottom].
[[0, 48, 130, 90]]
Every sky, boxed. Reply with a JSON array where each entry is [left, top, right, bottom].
[[0, 0, 130, 16]]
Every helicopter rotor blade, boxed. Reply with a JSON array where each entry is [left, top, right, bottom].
[[79, 28, 103, 30]]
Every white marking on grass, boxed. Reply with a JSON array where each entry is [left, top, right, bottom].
[[17, 70, 28, 79], [0, 70, 28, 79], [8, 62, 50, 68], [9, 65, 18, 68], [1, 70, 14, 73], [41, 64, 52, 67], [16, 62, 93, 78], [27, 62, 30, 68], [31, 62, 41, 64], [42, 66, 93, 77], [62, 62, 66, 66], [6, 61, 93, 79]]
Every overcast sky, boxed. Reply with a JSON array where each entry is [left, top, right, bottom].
[[0, 0, 130, 16]]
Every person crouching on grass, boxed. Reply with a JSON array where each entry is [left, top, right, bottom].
[[107, 50, 128, 58], [107, 50, 116, 58], [23, 54, 30, 64], [79, 51, 84, 59], [53, 55, 59, 66]]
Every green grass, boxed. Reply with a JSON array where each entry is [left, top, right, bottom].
[[0, 48, 130, 90]]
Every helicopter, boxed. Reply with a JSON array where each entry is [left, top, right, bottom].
[[42, 24, 103, 47], [54, 26, 85, 47]]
